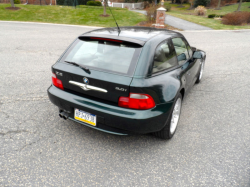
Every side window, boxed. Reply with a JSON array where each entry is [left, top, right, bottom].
[[172, 38, 189, 65], [183, 38, 193, 58], [152, 41, 178, 74]]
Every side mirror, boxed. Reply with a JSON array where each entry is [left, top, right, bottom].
[[191, 47, 196, 52], [177, 53, 186, 61], [193, 51, 202, 59]]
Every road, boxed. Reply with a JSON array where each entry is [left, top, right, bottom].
[[132, 10, 213, 30], [0, 21, 250, 186]]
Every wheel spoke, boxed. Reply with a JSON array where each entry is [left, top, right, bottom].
[[170, 98, 182, 134]]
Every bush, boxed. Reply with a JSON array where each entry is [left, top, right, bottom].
[[57, 0, 89, 5], [95, 1, 102, 6], [208, 0, 238, 7], [194, 0, 210, 7], [145, 4, 158, 23], [208, 14, 224, 18], [222, 12, 250, 25], [194, 6, 207, 16], [14, 0, 21, 4], [164, 4, 171, 12], [208, 14, 216, 18], [87, 1, 102, 6]]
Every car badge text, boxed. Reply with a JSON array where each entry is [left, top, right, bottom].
[[115, 87, 127, 92], [55, 71, 63, 76]]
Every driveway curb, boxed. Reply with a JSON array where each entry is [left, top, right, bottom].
[[1, 20, 250, 32], [0, 20, 103, 29]]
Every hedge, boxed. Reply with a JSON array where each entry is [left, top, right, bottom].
[[57, 0, 89, 6], [86, 1, 102, 6]]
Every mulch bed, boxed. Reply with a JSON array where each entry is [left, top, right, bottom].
[[5, 7, 21, 10], [99, 14, 110, 17], [137, 21, 182, 31]]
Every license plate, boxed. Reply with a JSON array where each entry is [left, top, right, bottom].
[[74, 109, 96, 126]]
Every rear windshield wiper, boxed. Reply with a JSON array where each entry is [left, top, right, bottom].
[[64, 61, 90, 73]]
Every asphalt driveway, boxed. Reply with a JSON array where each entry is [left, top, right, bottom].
[[0, 22, 250, 186], [131, 10, 212, 30]]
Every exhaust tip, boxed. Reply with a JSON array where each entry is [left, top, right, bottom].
[[59, 110, 69, 120]]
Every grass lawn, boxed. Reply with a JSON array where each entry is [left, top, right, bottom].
[[165, 2, 250, 30], [0, 4, 146, 27]]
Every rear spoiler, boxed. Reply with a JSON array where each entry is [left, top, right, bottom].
[[79, 33, 145, 46]]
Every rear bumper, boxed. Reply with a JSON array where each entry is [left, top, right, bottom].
[[47, 85, 174, 134]]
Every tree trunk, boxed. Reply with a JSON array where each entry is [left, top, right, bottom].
[[10, 0, 15, 7], [237, 0, 242, 12], [103, 0, 106, 15], [216, 0, 221, 10]]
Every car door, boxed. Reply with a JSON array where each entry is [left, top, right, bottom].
[[171, 37, 194, 91], [182, 37, 201, 86]]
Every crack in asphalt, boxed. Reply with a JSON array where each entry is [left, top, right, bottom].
[[0, 110, 10, 118], [0, 99, 62, 157], [0, 97, 49, 104], [0, 130, 29, 136]]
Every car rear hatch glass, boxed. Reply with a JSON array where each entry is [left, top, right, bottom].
[[61, 37, 142, 76], [54, 37, 143, 104]]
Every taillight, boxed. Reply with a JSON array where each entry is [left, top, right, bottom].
[[118, 93, 155, 110], [52, 73, 64, 90]]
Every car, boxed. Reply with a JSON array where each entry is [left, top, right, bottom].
[[47, 27, 206, 139]]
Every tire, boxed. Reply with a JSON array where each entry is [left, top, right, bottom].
[[152, 93, 182, 140], [196, 59, 205, 84]]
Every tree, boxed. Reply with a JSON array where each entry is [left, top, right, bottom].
[[103, 0, 106, 15], [188, 0, 194, 9], [236, 0, 242, 12], [10, 0, 15, 7], [215, 0, 221, 10]]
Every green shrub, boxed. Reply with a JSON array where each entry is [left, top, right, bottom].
[[194, 0, 210, 7], [86, 1, 102, 6], [57, 0, 89, 5], [14, 0, 21, 4], [208, 14, 216, 18], [95, 1, 102, 6], [165, 4, 171, 12], [208, 14, 224, 18]]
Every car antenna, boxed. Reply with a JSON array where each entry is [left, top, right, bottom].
[[105, 0, 121, 36]]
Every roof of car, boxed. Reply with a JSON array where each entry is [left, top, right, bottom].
[[80, 27, 182, 45]]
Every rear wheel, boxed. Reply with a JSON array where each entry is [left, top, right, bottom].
[[152, 93, 182, 139], [196, 59, 205, 84]]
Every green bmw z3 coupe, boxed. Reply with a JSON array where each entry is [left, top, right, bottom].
[[47, 27, 206, 139]]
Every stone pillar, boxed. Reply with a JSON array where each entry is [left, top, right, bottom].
[[155, 7, 166, 29]]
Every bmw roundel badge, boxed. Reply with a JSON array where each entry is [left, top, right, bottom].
[[83, 77, 89, 84]]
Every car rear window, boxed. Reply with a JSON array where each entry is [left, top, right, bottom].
[[61, 38, 142, 76]]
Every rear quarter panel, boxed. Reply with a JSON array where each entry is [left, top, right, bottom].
[[130, 68, 183, 105]]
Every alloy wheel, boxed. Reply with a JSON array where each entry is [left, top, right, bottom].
[[170, 98, 182, 134]]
